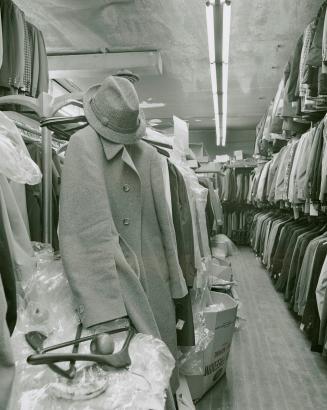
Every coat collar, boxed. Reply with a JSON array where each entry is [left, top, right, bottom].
[[100, 138, 124, 161], [100, 137, 140, 178]]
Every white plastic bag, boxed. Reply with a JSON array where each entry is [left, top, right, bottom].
[[0, 111, 42, 185], [12, 244, 174, 410], [211, 234, 238, 258]]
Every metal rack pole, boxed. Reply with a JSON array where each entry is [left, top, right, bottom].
[[0, 92, 84, 246], [41, 125, 52, 243], [39, 92, 54, 244]]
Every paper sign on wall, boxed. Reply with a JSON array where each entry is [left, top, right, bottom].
[[310, 203, 319, 216], [215, 155, 230, 163], [173, 116, 189, 157]]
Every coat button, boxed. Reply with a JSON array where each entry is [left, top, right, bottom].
[[123, 184, 130, 192], [123, 218, 130, 226]]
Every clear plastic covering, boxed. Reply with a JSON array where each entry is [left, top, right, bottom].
[[211, 234, 238, 258], [0, 111, 42, 185], [178, 274, 215, 376], [168, 159, 211, 263], [12, 243, 175, 410]]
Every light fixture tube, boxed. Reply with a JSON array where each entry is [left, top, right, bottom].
[[221, 2, 231, 146], [210, 63, 218, 97], [215, 112, 221, 145], [206, 0, 231, 146], [206, 2, 220, 145], [222, 3, 231, 64], [222, 63, 228, 146], [206, 5, 215, 64]]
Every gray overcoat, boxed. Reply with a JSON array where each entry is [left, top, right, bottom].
[[59, 125, 187, 394]]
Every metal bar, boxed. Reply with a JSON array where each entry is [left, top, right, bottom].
[[47, 48, 158, 56], [48, 51, 163, 79], [38, 92, 54, 245], [15, 121, 41, 136], [42, 125, 53, 244], [41, 326, 130, 353], [0, 95, 41, 115]]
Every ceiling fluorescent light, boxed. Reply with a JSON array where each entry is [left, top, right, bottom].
[[213, 93, 219, 115], [206, 1, 220, 146], [222, 112, 227, 146], [206, 4, 215, 63], [222, 63, 228, 146], [222, 3, 231, 63], [210, 63, 218, 95], [140, 101, 166, 109], [215, 113, 221, 145], [221, 1, 231, 146]]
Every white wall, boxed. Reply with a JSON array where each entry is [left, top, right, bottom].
[[189, 128, 256, 159]]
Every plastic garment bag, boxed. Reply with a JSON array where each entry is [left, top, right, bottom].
[[211, 234, 238, 258], [12, 244, 175, 410], [0, 111, 42, 185]]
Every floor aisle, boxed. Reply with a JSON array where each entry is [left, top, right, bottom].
[[196, 247, 327, 410]]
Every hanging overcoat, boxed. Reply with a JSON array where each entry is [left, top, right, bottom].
[[59, 125, 188, 394]]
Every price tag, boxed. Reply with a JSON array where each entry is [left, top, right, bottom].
[[310, 203, 319, 216], [293, 207, 300, 220], [304, 201, 310, 214], [176, 320, 185, 330]]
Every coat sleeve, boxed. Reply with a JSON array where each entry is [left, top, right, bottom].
[[150, 151, 187, 299], [59, 133, 127, 328]]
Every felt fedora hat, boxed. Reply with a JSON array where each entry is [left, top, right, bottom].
[[83, 75, 146, 144]]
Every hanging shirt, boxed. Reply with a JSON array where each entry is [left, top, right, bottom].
[[0, 9, 3, 70]]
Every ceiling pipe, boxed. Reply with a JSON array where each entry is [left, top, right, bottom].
[[48, 50, 163, 79], [47, 48, 158, 56]]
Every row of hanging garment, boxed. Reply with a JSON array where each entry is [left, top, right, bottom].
[[249, 116, 327, 213], [217, 165, 256, 205], [254, 0, 327, 157], [0, 96, 221, 410], [221, 205, 256, 245], [250, 209, 327, 355], [0, 116, 183, 410], [48, 115, 220, 409], [0, 109, 64, 334], [0, 0, 48, 97], [0, 110, 43, 407], [5, 111, 62, 250], [197, 175, 224, 239]]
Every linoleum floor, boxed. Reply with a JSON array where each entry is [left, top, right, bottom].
[[196, 247, 327, 410]]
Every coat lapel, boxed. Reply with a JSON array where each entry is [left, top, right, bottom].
[[100, 137, 140, 178]]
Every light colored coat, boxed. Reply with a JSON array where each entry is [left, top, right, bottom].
[[59, 126, 187, 393]]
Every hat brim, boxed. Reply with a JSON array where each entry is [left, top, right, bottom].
[[83, 84, 146, 145]]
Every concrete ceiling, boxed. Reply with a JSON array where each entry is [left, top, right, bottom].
[[15, 0, 323, 133], [228, 0, 322, 130]]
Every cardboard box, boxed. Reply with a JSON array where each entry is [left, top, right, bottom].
[[185, 292, 238, 401], [214, 154, 230, 163], [198, 156, 209, 163], [234, 150, 243, 160], [206, 258, 233, 283], [186, 159, 199, 169], [176, 375, 196, 410]]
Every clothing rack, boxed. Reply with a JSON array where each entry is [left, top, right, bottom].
[[0, 91, 177, 243], [195, 170, 223, 174], [0, 91, 83, 244], [224, 162, 257, 169]]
